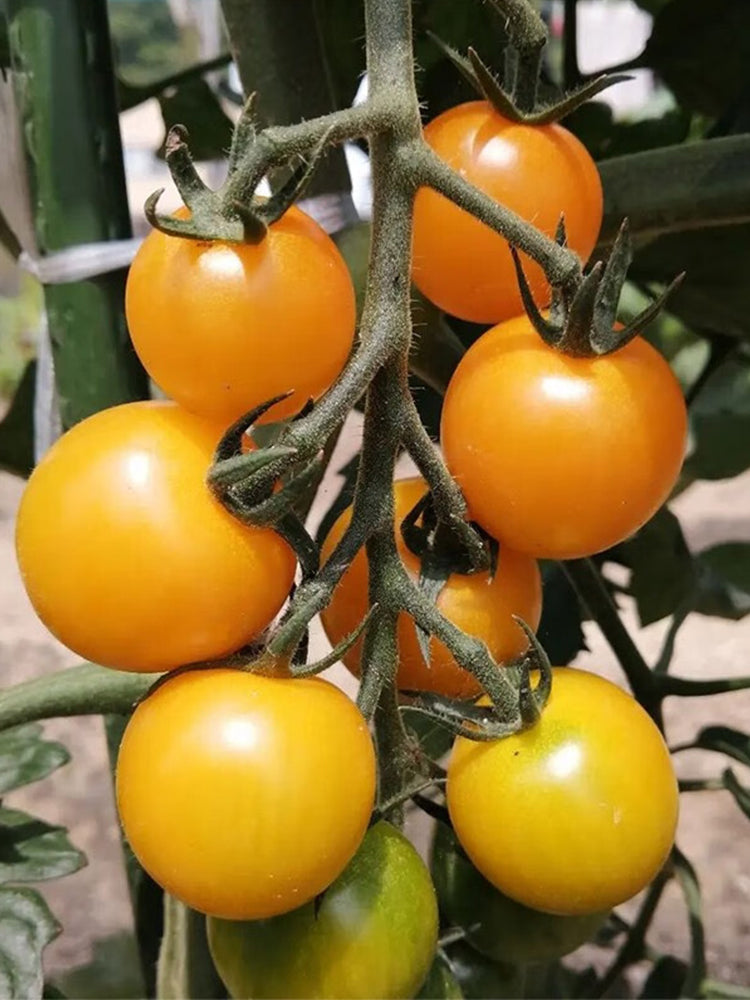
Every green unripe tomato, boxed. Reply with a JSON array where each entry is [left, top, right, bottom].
[[431, 824, 607, 964], [208, 822, 439, 999]]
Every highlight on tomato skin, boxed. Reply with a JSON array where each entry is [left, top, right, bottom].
[[412, 101, 603, 324], [125, 204, 356, 426], [116, 668, 378, 921], [14, 401, 296, 672], [208, 822, 439, 1000], [440, 313, 688, 560], [446, 667, 679, 916], [320, 476, 542, 698]]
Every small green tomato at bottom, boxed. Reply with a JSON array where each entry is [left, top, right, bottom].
[[208, 822, 438, 1000], [431, 823, 607, 963]]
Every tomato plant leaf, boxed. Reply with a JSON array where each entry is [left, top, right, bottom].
[[0, 808, 85, 884], [685, 726, 750, 768], [694, 545, 750, 621], [722, 769, 750, 823], [640, 956, 689, 999], [0, 361, 35, 478], [672, 848, 707, 998], [0, 887, 60, 1000], [644, 0, 750, 116], [684, 355, 750, 481], [402, 708, 454, 760], [157, 77, 233, 161], [616, 508, 696, 626], [0, 725, 69, 795], [443, 941, 525, 1000], [310, 0, 365, 107], [537, 562, 586, 665]]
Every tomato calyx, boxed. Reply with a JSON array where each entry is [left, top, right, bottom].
[[144, 99, 329, 245], [428, 32, 630, 126], [511, 218, 685, 358]]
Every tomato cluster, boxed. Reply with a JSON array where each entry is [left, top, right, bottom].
[[13, 95, 687, 997]]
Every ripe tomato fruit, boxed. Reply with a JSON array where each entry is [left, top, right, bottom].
[[116, 669, 377, 920], [412, 102, 602, 323], [15, 401, 295, 672], [320, 477, 542, 698], [441, 314, 688, 559], [431, 823, 606, 963], [207, 822, 438, 999], [447, 668, 679, 915], [125, 206, 356, 425]]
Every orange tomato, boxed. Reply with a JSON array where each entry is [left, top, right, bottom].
[[412, 102, 602, 323], [15, 402, 296, 671], [125, 206, 356, 425], [441, 314, 688, 559], [320, 478, 542, 697], [116, 668, 377, 919], [447, 668, 679, 915]]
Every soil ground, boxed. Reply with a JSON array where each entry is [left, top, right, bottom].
[[1, 421, 749, 995]]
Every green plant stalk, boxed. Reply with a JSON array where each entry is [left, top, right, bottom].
[[562, 559, 661, 721], [6, 0, 148, 429]]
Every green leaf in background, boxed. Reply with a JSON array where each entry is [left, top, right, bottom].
[[0, 725, 69, 795], [401, 707, 454, 761], [631, 225, 750, 343], [696, 544, 750, 619], [157, 78, 233, 161], [566, 102, 690, 162], [0, 360, 35, 477], [616, 508, 696, 626], [312, 0, 366, 107], [537, 562, 586, 665], [0, 887, 60, 1000], [441, 942, 525, 1000], [0, 808, 85, 884], [685, 355, 750, 480], [639, 956, 689, 999], [644, 0, 750, 117], [685, 726, 750, 768]]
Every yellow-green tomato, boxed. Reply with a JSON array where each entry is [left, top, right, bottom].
[[208, 822, 439, 1000], [431, 823, 606, 963], [447, 668, 679, 915]]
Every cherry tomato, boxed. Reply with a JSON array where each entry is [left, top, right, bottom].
[[207, 822, 438, 999], [116, 669, 377, 920], [431, 823, 606, 963], [320, 477, 542, 698], [125, 206, 356, 425], [447, 668, 679, 915], [412, 102, 602, 323], [441, 314, 688, 559], [15, 402, 295, 672]]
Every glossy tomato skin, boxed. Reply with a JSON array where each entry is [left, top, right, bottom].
[[447, 668, 679, 916], [441, 315, 688, 559], [412, 102, 602, 323], [320, 477, 542, 698], [116, 669, 377, 920], [15, 402, 295, 672], [125, 206, 356, 425], [431, 823, 606, 964], [207, 822, 438, 999]]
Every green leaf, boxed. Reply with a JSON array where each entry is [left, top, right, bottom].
[[312, 0, 366, 107], [695, 544, 750, 620], [703, 979, 750, 999], [672, 848, 706, 998], [640, 956, 689, 999], [0, 361, 35, 478], [0, 808, 85, 884], [443, 942, 524, 1000], [0, 725, 69, 794], [157, 78, 233, 161], [723, 769, 750, 822], [617, 508, 696, 626], [685, 355, 750, 480], [417, 954, 463, 999], [0, 887, 60, 1000], [631, 225, 750, 343], [686, 726, 750, 767], [401, 707, 454, 760], [644, 0, 750, 116], [567, 102, 690, 163], [537, 562, 586, 665]]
